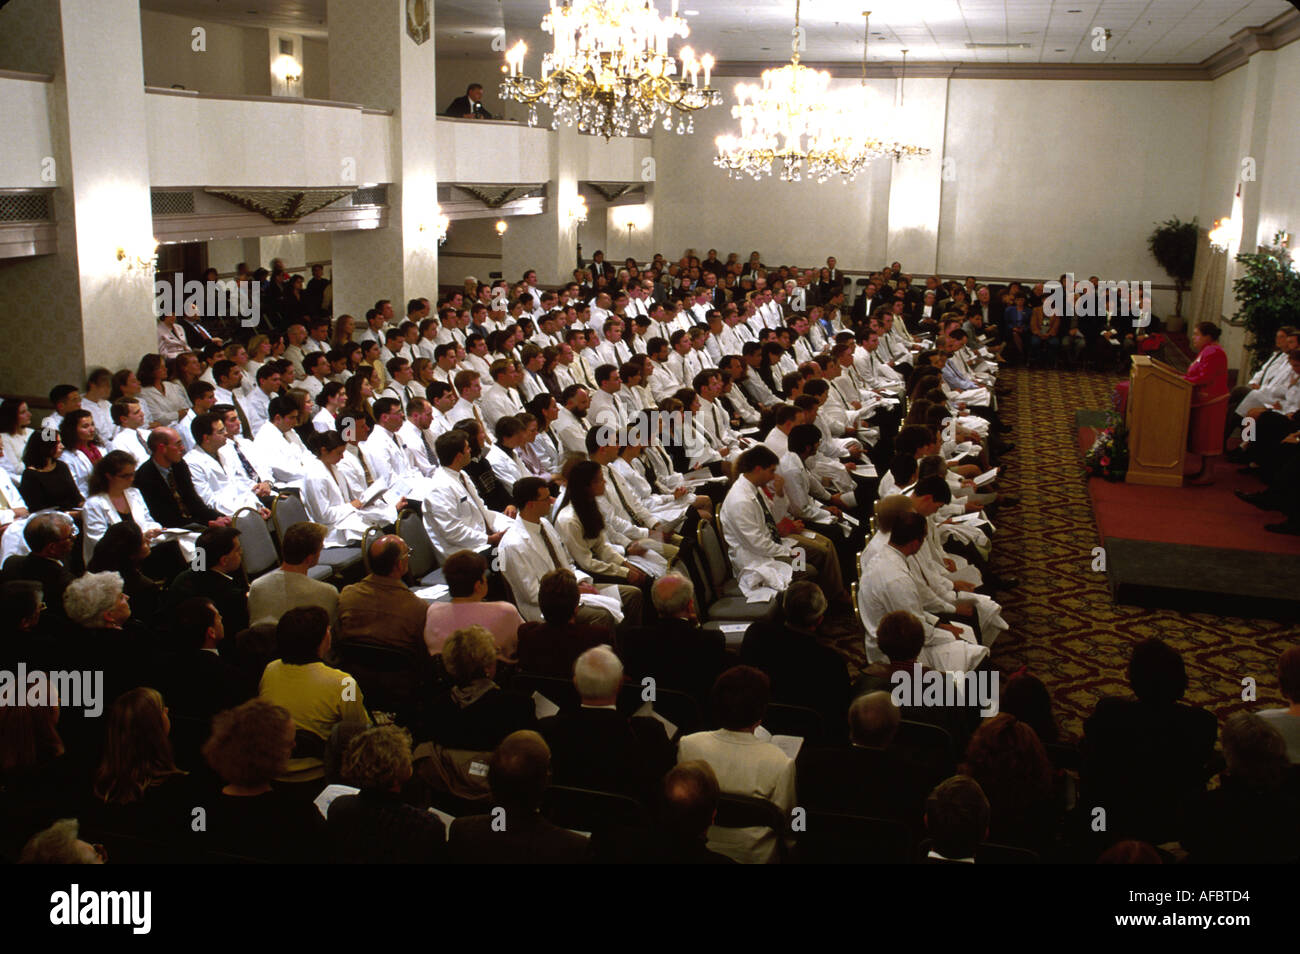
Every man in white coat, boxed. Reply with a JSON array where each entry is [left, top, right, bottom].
[[422, 429, 512, 561], [859, 509, 987, 672]]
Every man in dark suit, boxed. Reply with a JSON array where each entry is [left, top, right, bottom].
[[797, 691, 942, 837], [164, 526, 250, 637], [538, 645, 674, 799], [153, 597, 254, 723], [443, 83, 494, 119], [740, 581, 850, 734], [516, 568, 612, 677], [447, 730, 591, 864], [1, 513, 75, 622], [135, 428, 225, 528], [622, 574, 726, 705], [1082, 638, 1218, 845]]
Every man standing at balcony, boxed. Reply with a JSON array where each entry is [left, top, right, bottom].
[[444, 83, 493, 119]]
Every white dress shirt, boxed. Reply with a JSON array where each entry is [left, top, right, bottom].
[[184, 446, 261, 515], [421, 465, 508, 560], [497, 515, 592, 622]]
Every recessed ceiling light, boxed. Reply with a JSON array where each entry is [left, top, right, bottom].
[[684, 9, 700, 14]]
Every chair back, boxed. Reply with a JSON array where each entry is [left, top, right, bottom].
[[541, 784, 647, 834], [714, 793, 789, 852], [896, 719, 957, 778], [697, 520, 730, 590], [360, 524, 383, 573], [509, 671, 580, 712], [397, 509, 437, 579], [794, 811, 912, 864], [233, 507, 278, 577], [271, 493, 311, 541], [615, 684, 701, 741], [764, 703, 825, 746]]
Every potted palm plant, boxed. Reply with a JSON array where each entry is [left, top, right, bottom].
[[1147, 217, 1198, 332]]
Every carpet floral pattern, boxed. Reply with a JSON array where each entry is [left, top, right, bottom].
[[829, 367, 1300, 739]]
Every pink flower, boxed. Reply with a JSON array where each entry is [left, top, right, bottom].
[[1100, 456, 1110, 466]]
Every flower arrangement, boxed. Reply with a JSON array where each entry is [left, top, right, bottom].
[[1085, 412, 1129, 481]]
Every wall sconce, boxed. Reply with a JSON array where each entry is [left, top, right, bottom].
[[116, 239, 158, 274], [1208, 217, 1236, 252], [495, 219, 508, 237], [272, 54, 302, 84], [567, 196, 588, 225], [417, 206, 450, 246]]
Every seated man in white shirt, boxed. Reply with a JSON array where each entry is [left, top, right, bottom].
[[592, 317, 633, 369], [496, 476, 641, 629], [244, 364, 281, 436], [480, 359, 527, 431], [303, 430, 402, 546], [858, 510, 987, 673], [108, 399, 154, 466], [693, 369, 746, 455], [423, 428, 513, 562], [554, 384, 592, 457], [299, 352, 331, 402], [252, 395, 311, 486], [677, 664, 796, 864], [425, 381, 459, 441], [363, 397, 436, 498], [176, 381, 216, 453], [398, 396, 441, 471], [485, 416, 531, 494], [184, 411, 269, 515], [446, 370, 487, 433], [588, 363, 631, 436]]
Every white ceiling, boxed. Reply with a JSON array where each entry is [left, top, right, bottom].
[[142, 0, 1295, 64]]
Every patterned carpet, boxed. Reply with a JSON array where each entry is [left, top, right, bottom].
[[833, 366, 1300, 739]]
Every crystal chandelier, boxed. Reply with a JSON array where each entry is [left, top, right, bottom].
[[500, 0, 721, 140], [714, 4, 930, 183]]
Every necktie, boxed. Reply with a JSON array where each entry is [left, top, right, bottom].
[[458, 471, 494, 531], [230, 442, 259, 481], [754, 486, 782, 543], [164, 467, 192, 521], [422, 432, 437, 465], [537, 522, 565, 570], [517, 442, 544, 476], [358, 448, 375, 485], [135, 431, 150, 456], [233, 398, 252, 438], [0, 479, 10, 509], [607, 466, 638, 521]]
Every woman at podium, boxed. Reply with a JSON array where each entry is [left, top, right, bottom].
[[1182, 322, 1229, 484]]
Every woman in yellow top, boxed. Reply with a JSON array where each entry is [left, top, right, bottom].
[[258, 605, 370, 784]]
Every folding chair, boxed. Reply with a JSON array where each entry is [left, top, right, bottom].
[[272, 493, 363, 582], [233, 507, 278, 579]]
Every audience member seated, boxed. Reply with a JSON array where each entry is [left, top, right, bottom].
[[423, 549, 522, 662], [165, 526, 249, 636], [153, 597, 254, 725], [1258, 645, 1300, 763], [18, 433, 83, 515], [1181, 712, 1300, 863], [538, 645, 674, 800], [740, 581, 850, 733], [81, 688, 195, 855], [199, 698, 326, 862], [326, 725, 446, 864], [621, 573, 726, 706], [259, 606, 371, 784], [447, 730, 591, 864], [0, 672, 85, 862], [647, 761, 737, 864], [87, 522, 164, 627], [515, 568, 612, 678], [1082, 638, 1217, 847], [17, 818, 105, 865], [427, 625, 535, 751], [796, 692, 940, 836], [62, 571, 151, 705], [960, 713, 1060, 855], [133, 428, 226, 529], [336, 534, 427, 664], [247, 521, 339, 629], [2, 512, 76, 621], [922, 775, 989, 863], [677, 665, 795, 864]]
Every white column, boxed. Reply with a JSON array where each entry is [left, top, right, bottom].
[[327, 0, 438, 319]]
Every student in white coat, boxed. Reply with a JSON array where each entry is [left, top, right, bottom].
[[302, 431, 401, 546], [80, 450, 165, 563], [858, 509, 987, 673], [421, 428, 512, 562], [252, 396, 311, 487], [184, 412, 269, 516]]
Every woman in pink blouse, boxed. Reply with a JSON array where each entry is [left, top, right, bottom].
[[1183, 322, 1229, 484]]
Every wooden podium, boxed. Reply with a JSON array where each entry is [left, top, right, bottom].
[[1125, 355, 1191, 487]]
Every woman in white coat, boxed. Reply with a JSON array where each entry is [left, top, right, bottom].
[[81, 450, 163, 564], [58, 410, 102, 500], [555, 461, 657, 589], [302, 431, 395, 546]]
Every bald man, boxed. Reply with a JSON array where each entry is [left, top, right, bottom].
[[336, 534, 427, 662], [448, 730, 591, 864]]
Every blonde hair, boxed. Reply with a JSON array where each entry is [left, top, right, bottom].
[[341, 724, 413, 791], [443, 624, 497, 684]]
